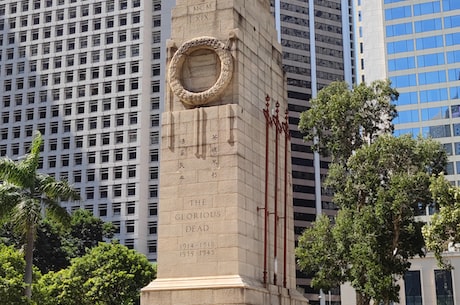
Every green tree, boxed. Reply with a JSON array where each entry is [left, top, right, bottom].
[[66, 209, 115, 259], [0, 243, 29, 305], [298, 80, 398, 164], [0, 132, 80, 298], [33, 220, 70, 273], [2, 209, 115, 273], [296, 135, 447, 305], [40, 242, 156, 305], [422, 175, 460, 269]]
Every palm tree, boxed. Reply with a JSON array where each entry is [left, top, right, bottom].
[[0, 131, 80, 298]]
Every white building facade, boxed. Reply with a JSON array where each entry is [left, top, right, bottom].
[[0, 0, 174, 261]]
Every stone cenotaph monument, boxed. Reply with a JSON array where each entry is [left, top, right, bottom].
[[141, 0, 309, 304]]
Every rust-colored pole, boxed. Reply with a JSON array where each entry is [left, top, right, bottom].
[[273, 101, 281, 285], [262, 95, 272, 284], [282, 110, 290, 288]]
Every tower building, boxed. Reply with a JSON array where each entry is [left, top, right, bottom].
[[0, 0, 174, 261], [357, 0, 460, 183], [271, 0, 355, 303]]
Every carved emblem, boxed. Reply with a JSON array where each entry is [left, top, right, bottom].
[[168, 36, 233, 106]]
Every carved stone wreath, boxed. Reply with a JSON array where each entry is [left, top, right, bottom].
[[168, 37, 234, 107]]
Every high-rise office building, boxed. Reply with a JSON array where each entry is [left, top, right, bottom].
[[352, 0, 460, 303], [357, 0, 460, 183], [0, 0, 174, 261], [271, 0, 355, 304]]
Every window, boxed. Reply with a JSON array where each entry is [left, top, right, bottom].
[[100, 168, 109, 180], [129, 130, 137, 142], [89, 117, 97, 129], [101, 151, 109, 163], [85, 187, 94, 200], [414, 18, 442, 33], [128, 148, 137, 160], [126, 220, 135, 234], [116, 114, 124, 126], [62, 138, 70, 150], [434, 270, 453, 305], [105, 66, 113, 77], [75, 137, 83, 149], [113, 186, 122, 198], [152, 81, 160, 93], [149, 222, 157, 235], [103, 116, 111, 128], [88, 152, 96, 164], [48, 156, 56, 168], [128, 166, 136, 178], [88, 135, 96, 147], [114, 149, 123, 161], [77, 102, 85, 114], [67, 22, 77, 35], [79, 70, 86, 81], [92, 51, 100, 63], [87, 169, 95, 182], [127, 202, 136, 215], [118, 64, 126, 75], [61, 155, 69, 167], [93, 35, 101, 46], [133, 13, 140, 23], [104, 82, 112, 94], [115, 131, 123, 143], [81, 5, 89, 16], [130, 79, 139, 90], [149, 185, 158, 198], [99, 204, 107, 217], [153, 16, 161, 27], [91, 68, 99, 79], [106, 33, 113, 44], [114, 166, 123, 179], [132, 29, 140, 40], [73, 171, 82, 183], [102, 133, 110, 145], [63, 121, 71, 132], [130, 95, 138, 107], [152, 64, 160, 76], [103, 99, 111, 110], [100, 186, 108, 199], [94, 3, 102, 14], [119, 31, 127, 42], [150, 149, 159, 162], [384, 6, 411, 21], [127, 183, 136, 196], [107, 17, 114, 28], [150, 167, 158, 179], [119, 14, 127, 26]]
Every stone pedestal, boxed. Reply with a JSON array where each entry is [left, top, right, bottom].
[[141, 1, 309, 304]]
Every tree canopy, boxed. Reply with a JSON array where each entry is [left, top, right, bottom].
[[296, 80, 451, 305], [296, 135, 447, 304], [40, 242, 156, 305], [298, 80, 398, 164], [422, 175, 460, 269]]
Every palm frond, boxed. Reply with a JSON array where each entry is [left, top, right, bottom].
[[36, 174, 80, 201], [17, 132, 42, 188], [11, 199, 41, 238], [0, 157, 27, 186], [44, 199, 71, 226], [0, 183, 23, 220]]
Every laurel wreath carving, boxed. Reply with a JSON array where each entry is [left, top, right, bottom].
[[168, 37, 234, 106]]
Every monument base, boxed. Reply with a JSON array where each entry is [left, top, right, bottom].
[[141, 275, 309, 305]]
